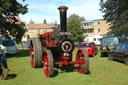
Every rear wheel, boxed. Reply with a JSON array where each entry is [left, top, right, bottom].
[[35, 38, 43, 67], [76, 49, 89, 74], [30, 38, 43, 68], [43, 49, 54, 77], [0, 65, 8, 80]]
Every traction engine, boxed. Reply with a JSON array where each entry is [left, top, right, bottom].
[[30, 6, 89, 77]]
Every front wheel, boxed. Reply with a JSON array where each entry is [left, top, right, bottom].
[[43, 49, 54, 77], [76, 49, 89, 74], [0, 65, 8, 80]]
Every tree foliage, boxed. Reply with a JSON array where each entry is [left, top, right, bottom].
[[100, 0, 128, 36], [67, 14, 85, 42], [0, 0, 28, 40], [14, 22, 27, 41]]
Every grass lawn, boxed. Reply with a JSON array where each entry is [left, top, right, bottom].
[[0, 48, 128, 85]]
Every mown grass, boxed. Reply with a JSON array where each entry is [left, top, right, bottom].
[[0, 48, 128, 85]]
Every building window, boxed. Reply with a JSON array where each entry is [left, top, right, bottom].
[[83, 22, 94, 27], [31, 29, 35, 32], [90, 22, 92, 26], [87, 23, 89, 26], [93, 38, 96, 41], [98, 21, 100, 25], [88, 29, 93, 33], [84, 23, 86, 26], [84, 28, 94, 33], [98, 28, 100, 32]]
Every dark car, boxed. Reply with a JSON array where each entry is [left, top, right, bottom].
[[100, 35, 127, 57], [2, 39, 19, 54], [108, 42, 128, 65]]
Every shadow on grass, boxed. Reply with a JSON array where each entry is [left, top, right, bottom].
[[52, 64, 91, 77], [58, 64, 77, 73], [112, 59, 126, 65], [51, 65, 76, 77], [6, 49, 30, 58], [7, 74, 17, 80], [52, 69, 59, 77]]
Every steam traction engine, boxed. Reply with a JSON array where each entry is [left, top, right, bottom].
[[30, 6, 89, 77]]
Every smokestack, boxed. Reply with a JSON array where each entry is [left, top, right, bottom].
[[58, 6, 68, 32]]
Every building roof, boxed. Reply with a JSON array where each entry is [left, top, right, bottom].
[[26, 24, 55, 29]]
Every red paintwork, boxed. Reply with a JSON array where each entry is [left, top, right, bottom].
[[37, 32, 58, 46], [76, 50, 86, 73], [30, 41, 34, 68], [29, 6, 89, 77], [43, 51, 49, 77], [38, 33, 74, 66], [30, 32, 88, 76], [78, 42, 98, 56], [55, 61, 85, 65]]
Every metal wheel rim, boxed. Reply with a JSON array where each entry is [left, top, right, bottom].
[[43, 53, 49, 77], [76, 51, 86, 73], [30, 42, 34, 68]]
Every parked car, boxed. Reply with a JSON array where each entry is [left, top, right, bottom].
[[84, 35, 103, 45], [74, 42, 80, 47], [108, 42, 128, 65], [2, 39, 19, 54], [100, 35, 127, 57], [78, 42, 98, 57], [0, 37, 7, 55]]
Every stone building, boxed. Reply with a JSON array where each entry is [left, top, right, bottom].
[[81, 19, 110, 36], [22, 19, 56, 41]]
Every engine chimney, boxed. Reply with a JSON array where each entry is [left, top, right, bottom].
[[58, 6, 68, 32]]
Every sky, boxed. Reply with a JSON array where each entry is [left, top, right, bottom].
[[18, 0, 103, 24]]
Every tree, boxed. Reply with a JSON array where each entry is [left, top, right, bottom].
[[67, 14, 85, 42], [15, 22, 27, 41], [0, 0, 28, 38], [43, 19, 47, 24], [100, 0, 128, 36]]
